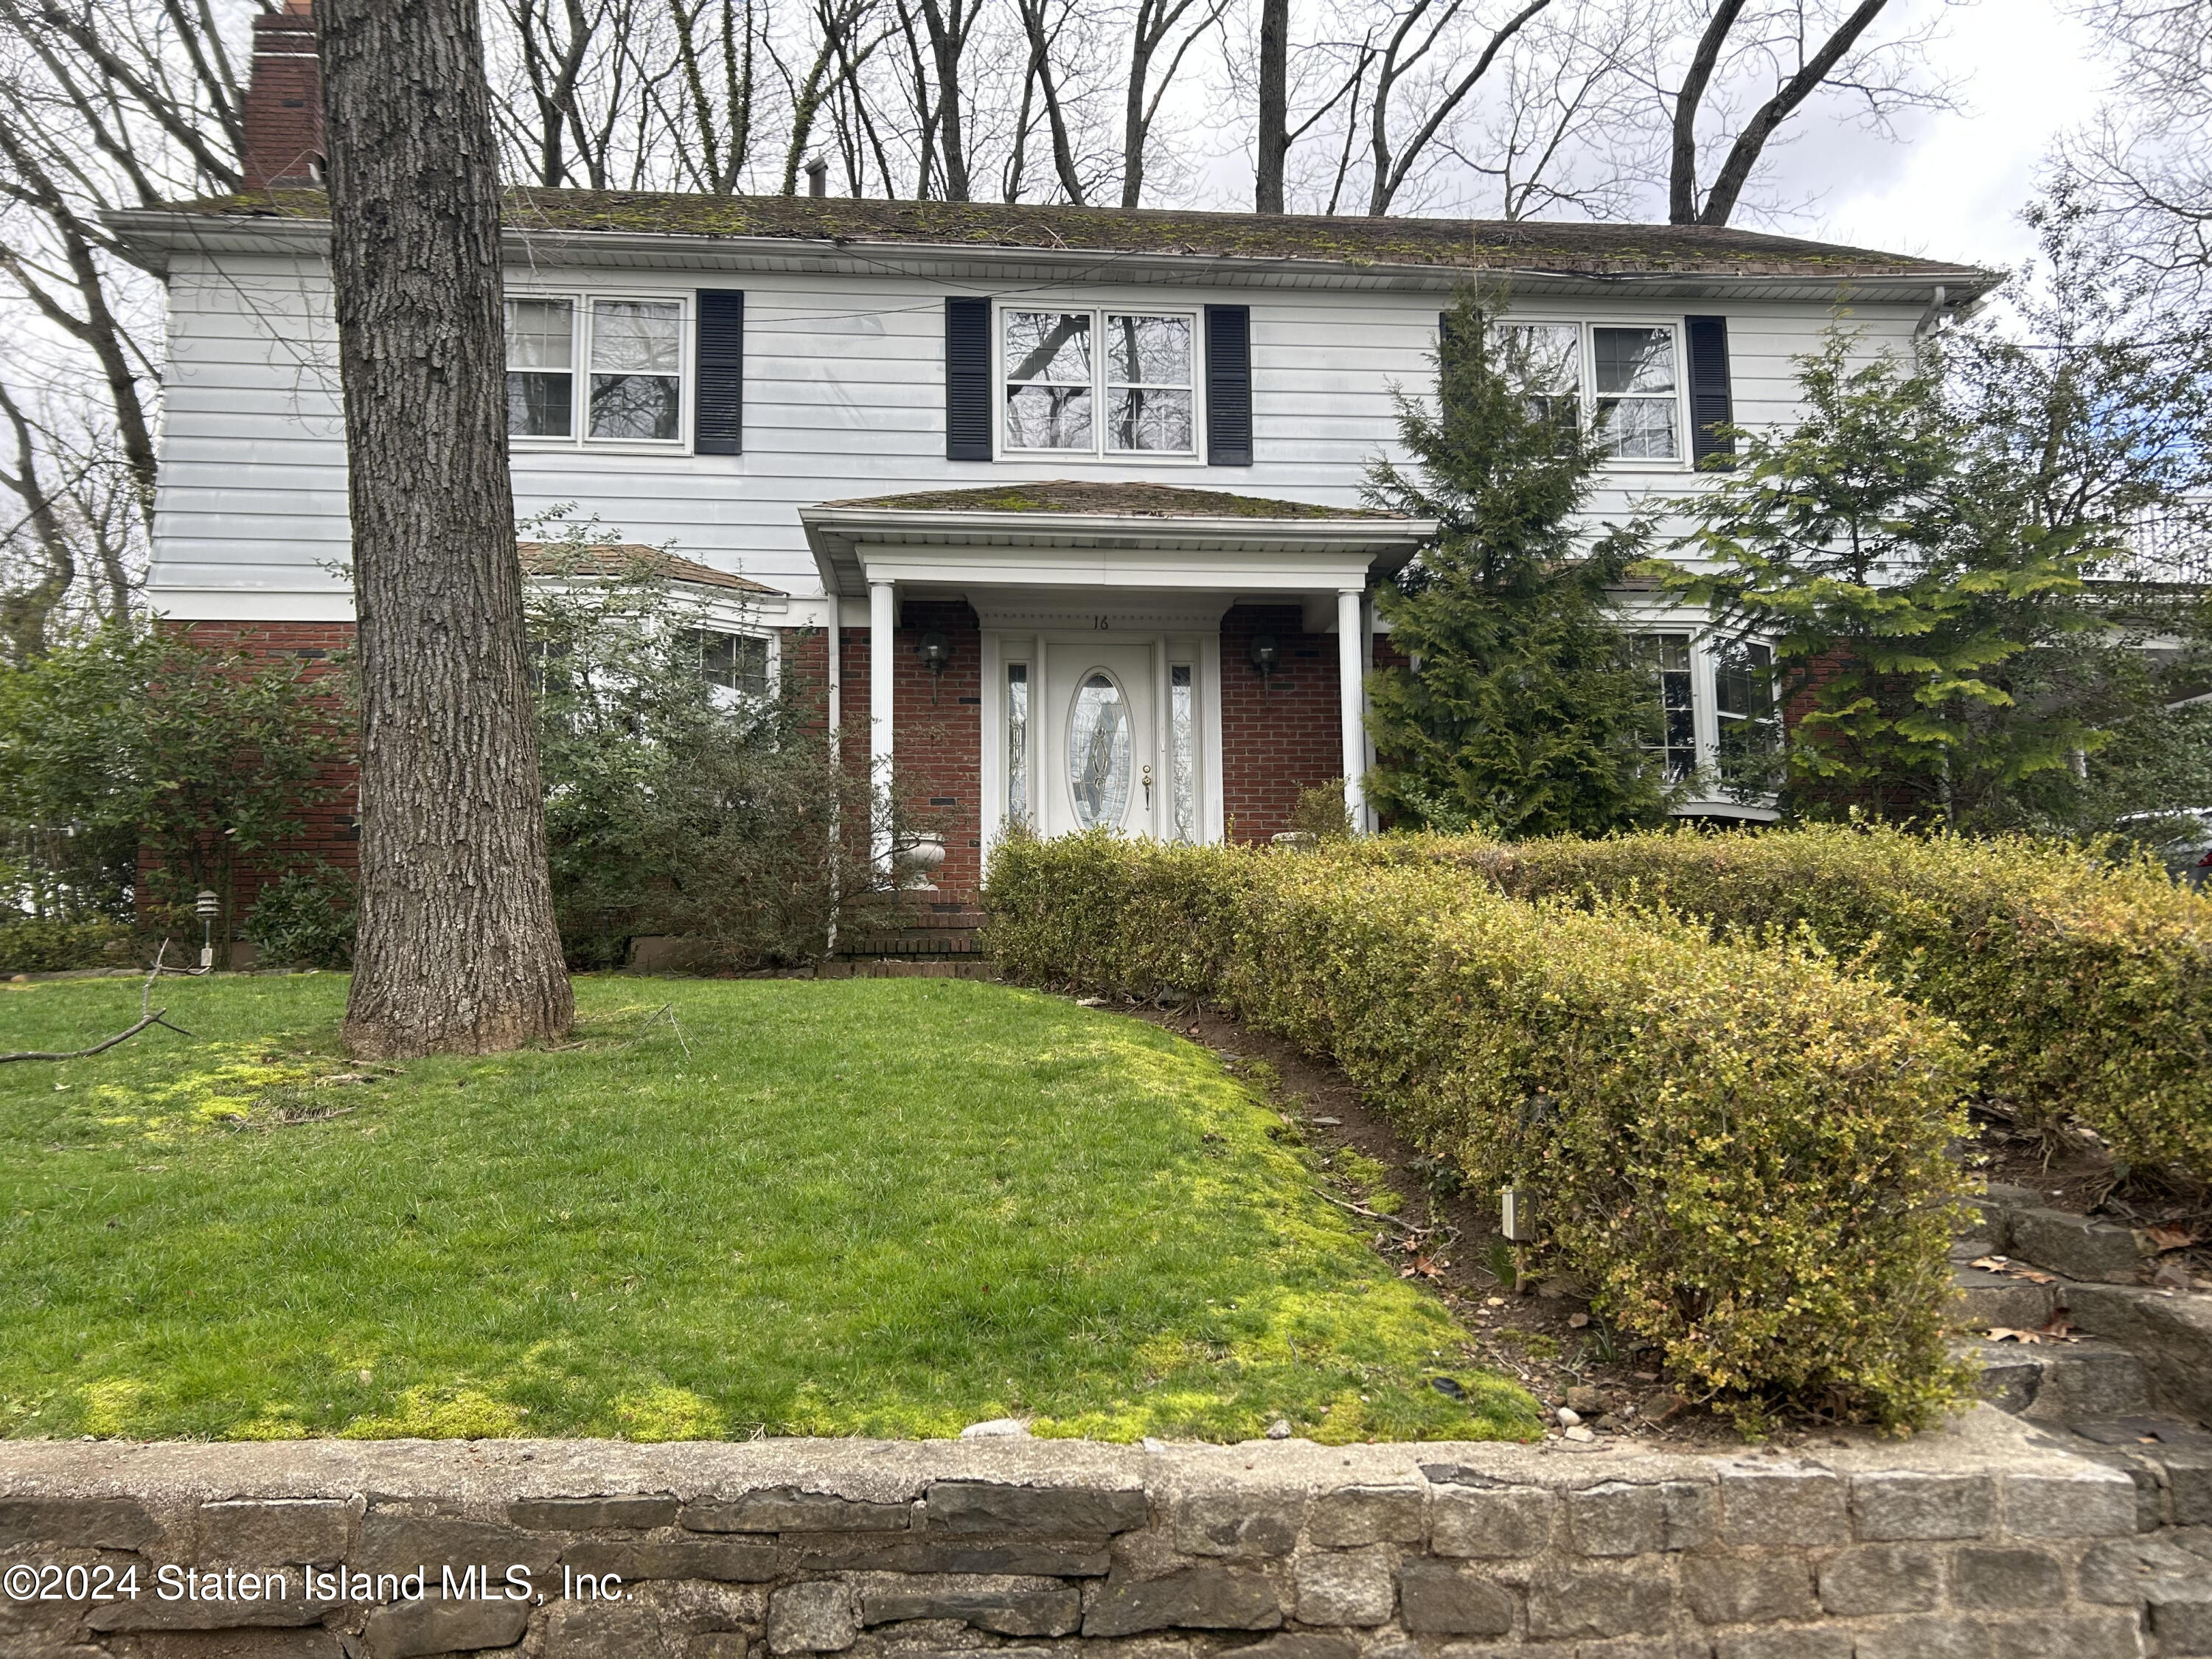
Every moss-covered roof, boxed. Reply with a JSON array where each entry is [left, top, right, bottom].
[[823, 481, 1400, 519], [163, 187, 1987, 281], [518, 542, 780, 593]]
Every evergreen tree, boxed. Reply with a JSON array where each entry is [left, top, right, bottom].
[[1655, 333, 2087, 821], [1362, 288, 1669, 838], [1663, 195, 2212, 828]]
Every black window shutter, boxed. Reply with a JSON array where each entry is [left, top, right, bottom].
[[945, 296, 992, 461], [1686, 314, 1735, 470], [695, 289, 744, 455], [1205, 305, 1252, 466]]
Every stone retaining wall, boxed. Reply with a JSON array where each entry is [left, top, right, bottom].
[[1, 1407, 2204, 1659]]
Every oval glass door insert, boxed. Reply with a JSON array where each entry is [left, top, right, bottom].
[[1068, 671, 1133, 829]]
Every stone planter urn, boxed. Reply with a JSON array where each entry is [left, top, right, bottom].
[[899, 832, 948, 889]]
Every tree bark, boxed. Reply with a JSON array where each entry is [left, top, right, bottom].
[[1670, 0, 1895, 227], [1254, 0, 1287, 213], [1695, 0, 1891, 226], [317, 0, 574, 1057], [1668, 0, 1743, 225]]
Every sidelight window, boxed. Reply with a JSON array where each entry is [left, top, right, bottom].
[[1169, 664, 1196, 841], [1006, 663, 1031, 827]]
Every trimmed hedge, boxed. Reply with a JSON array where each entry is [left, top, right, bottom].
[[0, 917, 132, 974], [985, 832, 1976, 1429], [1390, 824, 2212, 1183]]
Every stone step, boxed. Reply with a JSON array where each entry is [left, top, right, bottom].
[[1954, 1187, 2212, 1427], [1958, 1335, 2152, 1421], [2064, 1281, 2212, 1425], [1950, 1260, 2061, 1333], [2045, 1417, 2212, 1531], [1960, 1183, 2156, 1284]]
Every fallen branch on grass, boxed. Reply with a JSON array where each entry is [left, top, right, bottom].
[[1311, 1186, 1423, 1234], [0, 943, 194, 1064], [618, 1001, 691, 1056]]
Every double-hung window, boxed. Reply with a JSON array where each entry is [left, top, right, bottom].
[[1593, 327, 1679, 461], [1001, 307, 1196, 457], [505, 295, 686, 447], [1493, 321, 1581, 442], [695, 630, 770, 703], [1714, 639, 1780, 792], [1492, 321, 1686, 465], [1635, 632, 1698, 781]]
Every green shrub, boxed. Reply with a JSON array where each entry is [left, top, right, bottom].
[[1394, 824, 2212, 1183], [984, 833, 1976, 1429], [0, 917, 132, 973], [243, 867, 358, 969]]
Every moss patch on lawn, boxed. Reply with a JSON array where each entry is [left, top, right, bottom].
[[0, 974, 1535, 1444]]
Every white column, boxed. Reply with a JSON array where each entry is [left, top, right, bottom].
[[1338, 586, 1366, 832], [826, 604, 843, 764], [869, 578, 896, 869]]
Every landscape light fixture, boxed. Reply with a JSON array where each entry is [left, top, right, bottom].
[[195, 889, 220, 970], [1248, 634, 1280, 687], [917, 631, 953, 703], [1500, 1186, 1537, 1242]]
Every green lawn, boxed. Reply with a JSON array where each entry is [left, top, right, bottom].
[[0, 973, 1535, 1444]]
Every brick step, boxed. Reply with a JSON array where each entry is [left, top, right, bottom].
[[835, 933, 987, 958]]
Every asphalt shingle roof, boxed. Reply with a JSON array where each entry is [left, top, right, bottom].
[[165, 188, 1991, 283]]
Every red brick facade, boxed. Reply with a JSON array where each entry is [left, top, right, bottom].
[[177, 604, 1366, 922], [832, 601, 987, 894], [240, 4, 323, 191], [1220, 602, 1349, 842], [154, 621, 360, 927]]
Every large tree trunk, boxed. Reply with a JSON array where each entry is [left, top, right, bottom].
[[1254, 0, 1287, 213], [318, 0, 574, 1057]]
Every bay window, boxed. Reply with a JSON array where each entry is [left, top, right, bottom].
[[1635, 631, 1698, 781]]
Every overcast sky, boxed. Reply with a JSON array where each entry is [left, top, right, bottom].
[[1760, 0, 2111, 272]]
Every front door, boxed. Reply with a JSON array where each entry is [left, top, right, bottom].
[[1040, 641, 1158, 839]]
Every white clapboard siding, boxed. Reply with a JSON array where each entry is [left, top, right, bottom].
[[149, 247, 1927, 622]]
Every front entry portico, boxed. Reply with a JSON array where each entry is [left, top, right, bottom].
[[799, 483, 1436, 881]]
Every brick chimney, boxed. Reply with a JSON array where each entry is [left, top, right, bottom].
[[238, 0, 322, 191]]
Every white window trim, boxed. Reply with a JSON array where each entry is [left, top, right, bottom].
[[1616, 604, 1781, 818], [1498, 316, 1692, 473], [993, 303, 1207, 465], [506, 288, 693, 454], [692, 622, 780, 709]]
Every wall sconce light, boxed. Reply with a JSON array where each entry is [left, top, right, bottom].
[[1248, 634, 1280, 689], [917, 631, 953, 703]]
